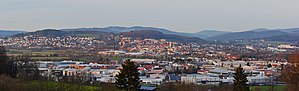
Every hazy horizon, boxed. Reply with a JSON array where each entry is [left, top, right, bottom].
[[1, 0, 299, 32], [3, 26, 299, 34]]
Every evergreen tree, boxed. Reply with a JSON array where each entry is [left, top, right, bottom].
[[0, 46, 8, 75], [267, 63, 272, 68], [0, 46, 20, 78], [246, 62, 250, 66], [233, 65, 249, 91], [176, 66, 179, 74], [7, 61, 18, 78], [115, 59, 141, 91], [18, 61, 40, 80]]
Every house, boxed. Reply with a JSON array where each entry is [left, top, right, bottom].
[[140, 76, 164, 85]]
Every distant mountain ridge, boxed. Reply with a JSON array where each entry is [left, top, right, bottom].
[[10, 29, 205, 43], [11, 29, 113, 41], [60, 26, 230, 39], [0, 30, 25, 37], [209, 28, 299, 42], [5, 26, 299, 42], [121, 30, 205, 43], [209, 30, 290, 41], [194, 30, 231, 38], [255, 34, 299, 42], [61, 26, 193, 37]]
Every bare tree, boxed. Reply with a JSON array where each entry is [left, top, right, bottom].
[[282, 52, 299, 91]]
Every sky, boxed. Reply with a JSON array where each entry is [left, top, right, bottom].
[[1, 0, 299, 32]]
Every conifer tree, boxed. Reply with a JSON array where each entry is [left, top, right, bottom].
[[233, 65, 249, 91], [0, 46, 9, 75], [267, 63, 272, 68], [0, 46, 20, 78], [115, 59, 141, 91]]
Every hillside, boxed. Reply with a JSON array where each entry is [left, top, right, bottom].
[[276, 28, 299, 35], [194, 30, 230, 39], [11, 29, 112, 39], [120, 30, 205, 43], [60, 26, 252, 39], [209, 30, 290, 41], [61, 26, 230, 38], [7, 27, 299, 42], [10, 29, 205, 43], [13, 29, 66, 37], [61, 26, 194, 36], [0, 30, 25, 37], [255, 34, 299, 42]]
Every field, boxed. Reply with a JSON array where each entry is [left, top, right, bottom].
[[110, 56, 122, 60], [250, 85, 287, 91], [31, 51, 55, 55], [8, 49, 66, 55], [7, 49, 72, 61], [28, 81, 98, 91], [30, 57, 70, 60], [0, 75, 100, 91]]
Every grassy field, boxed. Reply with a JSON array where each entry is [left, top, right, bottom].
[[78, 58, 89, 62], [31, 51, 55, 54], [7, 49, 73, 61], [30, 57, 70, 60], [250, 85, 287, 91], [28, 80, 120, 91], [0, 75, 104, 91], [7, 49, 66, 55], [8, 49, 31, 54], [28, 81, 98, 91], [110, 56, 122, 60]]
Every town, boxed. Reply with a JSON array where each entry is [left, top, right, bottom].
[[2, 0, 299, 90], [1, 35, 298, 90]]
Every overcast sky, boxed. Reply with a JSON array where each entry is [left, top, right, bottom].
[[1, 0, 299, 32]]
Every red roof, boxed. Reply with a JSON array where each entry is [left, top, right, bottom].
[[144, 65, 153, 70], [138, 67, 146, 70], [197, 70, 209, 72], [147, 70, 163, 74], [115, 67, 123, 70]]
